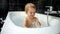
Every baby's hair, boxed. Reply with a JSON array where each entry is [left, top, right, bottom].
[[25, 3, 36, 13]]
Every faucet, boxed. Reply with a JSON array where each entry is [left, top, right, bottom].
[[0, 18, 4, 24], [45, 6, 53, 26], [45, 6, 53, 11]]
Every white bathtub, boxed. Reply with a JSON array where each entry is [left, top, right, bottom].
[[1, 11, 60, 34]]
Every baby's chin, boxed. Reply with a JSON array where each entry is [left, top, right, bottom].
[[30, 16, 35, 19]]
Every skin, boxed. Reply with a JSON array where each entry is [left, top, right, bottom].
[[23, 7, 42, 28]]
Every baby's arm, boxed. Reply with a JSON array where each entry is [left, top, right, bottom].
[[38, 20, 42, 27], [23, 18, 28, 28], [36, 17, 42, 27]]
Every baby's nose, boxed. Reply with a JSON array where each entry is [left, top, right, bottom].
[[31, 13, 34, 15]]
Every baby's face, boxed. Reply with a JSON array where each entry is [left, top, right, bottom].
[[27, 7, 36, 18]]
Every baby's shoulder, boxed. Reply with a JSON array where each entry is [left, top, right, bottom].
[[24, 17, 28, 20], [23, 17, 28, 22], [34, 17, 38, 19]]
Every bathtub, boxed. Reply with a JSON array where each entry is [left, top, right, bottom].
[[1, 11, 60, 34]]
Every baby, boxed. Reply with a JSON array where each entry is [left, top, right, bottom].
[[23, 3, 42, 28]]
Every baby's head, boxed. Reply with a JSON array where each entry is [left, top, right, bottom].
[[25, 3, 36, 18]]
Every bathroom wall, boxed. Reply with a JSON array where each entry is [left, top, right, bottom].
[[8, 0, 60, 17]]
